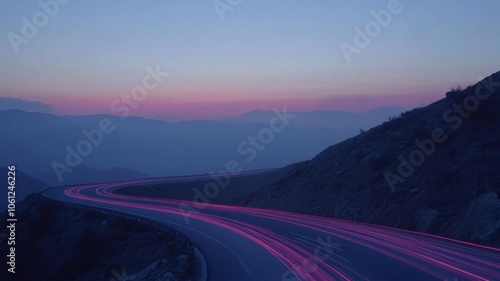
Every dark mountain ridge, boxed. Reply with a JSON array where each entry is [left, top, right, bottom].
[[242, 71, 500, 247]]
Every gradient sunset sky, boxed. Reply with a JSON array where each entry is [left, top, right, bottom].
[[1, 0, 499, 120]]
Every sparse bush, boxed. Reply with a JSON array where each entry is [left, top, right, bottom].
[[450, 85, 463, 92], [445, 85, 464, 98]]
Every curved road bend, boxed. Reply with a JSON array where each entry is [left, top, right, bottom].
[[44, 172, 500, 281]]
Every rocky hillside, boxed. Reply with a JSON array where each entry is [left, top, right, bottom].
[[241, 71, 500, 247], [0, 195, 196, 281]]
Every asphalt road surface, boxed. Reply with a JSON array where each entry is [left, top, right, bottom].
[[44, 172, 500, 281]]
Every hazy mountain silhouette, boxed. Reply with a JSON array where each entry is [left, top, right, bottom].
[[0, 166, 48, 210], [242, 71, 500, 247], [34, 166, 152, 187], [224, 106, 405, 129], [0, 97, 54, 113], [0, 106, 405, 186], [0, 109, 72, 137]]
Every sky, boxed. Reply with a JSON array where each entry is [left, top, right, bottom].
[[1, 0, 499, 120]]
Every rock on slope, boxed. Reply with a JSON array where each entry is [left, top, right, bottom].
[[242, 71, 500, 247]]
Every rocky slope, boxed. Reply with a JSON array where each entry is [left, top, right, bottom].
[[241, 71, 500, 247]]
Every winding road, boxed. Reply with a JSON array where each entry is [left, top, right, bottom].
[[43, 171, 500, 281]]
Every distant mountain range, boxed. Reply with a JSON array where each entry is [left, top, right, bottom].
[[0, 106, 404, 185], [223, 106, 406, 129], [241, 71, 500, 247], [0, 97, 54, 113], [0, 166, 48, 210]]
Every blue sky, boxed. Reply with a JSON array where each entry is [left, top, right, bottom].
[[1, 0, 499, 119]]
